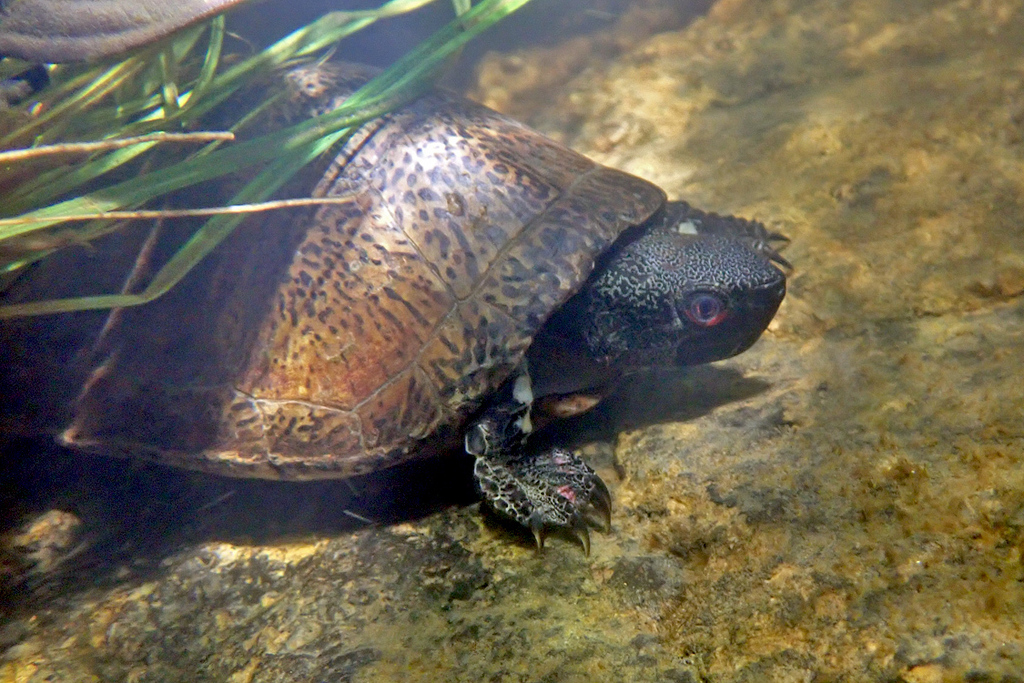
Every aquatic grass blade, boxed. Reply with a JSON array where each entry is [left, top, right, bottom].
[[0, 0, 440, 216], [0, 0, 532, 318]]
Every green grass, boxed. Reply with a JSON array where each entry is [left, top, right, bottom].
[[0, 0, 531, 318]]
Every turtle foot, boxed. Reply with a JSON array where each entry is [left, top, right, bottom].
[[474, 446, 611, 555]]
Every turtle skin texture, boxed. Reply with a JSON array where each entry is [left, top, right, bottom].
[[0, 62, 786, 551], [466, 202, 787, 551]]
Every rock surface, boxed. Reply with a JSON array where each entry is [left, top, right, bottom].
[[4, 0, 1024, 681]]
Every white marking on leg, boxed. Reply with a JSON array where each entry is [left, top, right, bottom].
[[513, 371, 534, 406], [512, 368, 535, 434]]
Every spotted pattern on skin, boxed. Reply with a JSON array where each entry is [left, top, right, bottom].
[[464, 203, 784, 543], [570, 203, 786, 362], [474, 446, 609, 534]]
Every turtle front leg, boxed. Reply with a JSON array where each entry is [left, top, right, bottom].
[[472, 446, 611, 555], [465, 375, 612, 555]]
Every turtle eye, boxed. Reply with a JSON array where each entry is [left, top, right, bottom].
[[684, 292, 727, 327]]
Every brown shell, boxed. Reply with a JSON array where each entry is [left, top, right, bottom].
[[0, 0, 250, 62], [0, 63, 665, 480]]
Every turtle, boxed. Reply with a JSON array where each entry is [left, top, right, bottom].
[[0, 61, 787, 552]]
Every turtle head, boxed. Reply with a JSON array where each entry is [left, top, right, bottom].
[[657, 232, 786, 366], [575, 203, 787, 371]]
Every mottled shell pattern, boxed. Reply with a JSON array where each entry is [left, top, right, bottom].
[[17, 63, 667, 479]]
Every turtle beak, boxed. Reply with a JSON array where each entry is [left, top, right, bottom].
[[728, 276, 786, 356]]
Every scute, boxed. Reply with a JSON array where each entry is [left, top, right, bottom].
[[0, 62, 667, 480]]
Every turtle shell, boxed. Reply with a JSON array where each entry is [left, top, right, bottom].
[[0, 0, 251, 62], [0, 62, 666, 479]]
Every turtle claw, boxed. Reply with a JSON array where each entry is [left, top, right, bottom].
[[530, 514, 546, 552], [474, 445, 611, 554], [574, 520, 591, 557], [528, 512, 590, 556], [590, 476, 613, 533]]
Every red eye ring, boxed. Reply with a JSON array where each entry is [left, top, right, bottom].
[[684, 293, 727, 327]]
